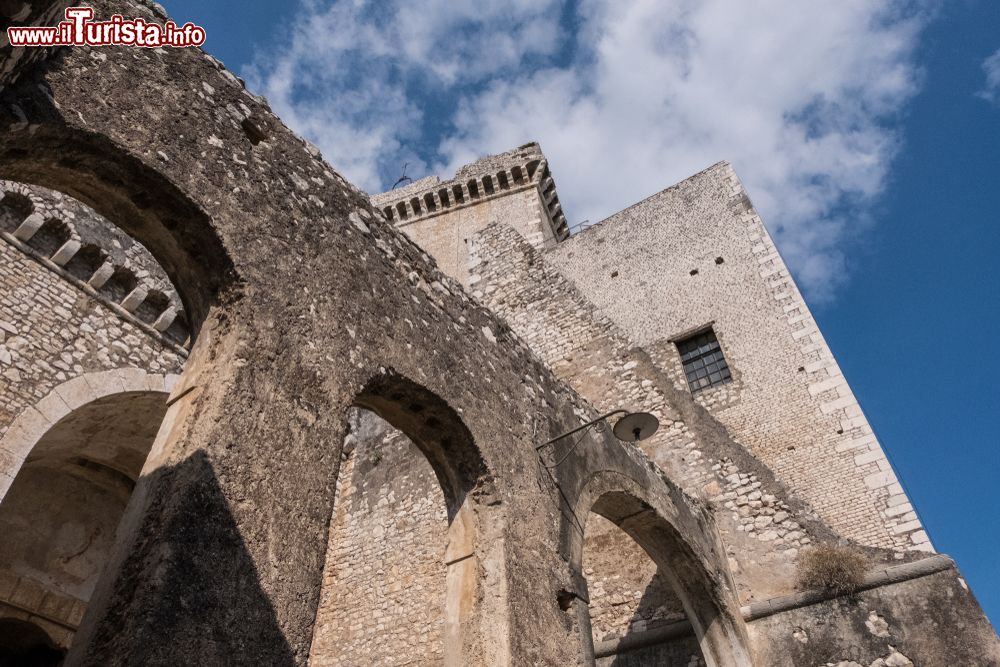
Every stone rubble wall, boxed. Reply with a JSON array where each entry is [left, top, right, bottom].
[[0, 236, 185, 496], [584, 513, 687, 644], [310, 409, 447, 666], [3, 22, 738, 655], [468, 221, 834, 638], [544, 162, 927, 552]]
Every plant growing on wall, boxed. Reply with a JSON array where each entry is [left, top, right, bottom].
[[797, 545, 870, 595]]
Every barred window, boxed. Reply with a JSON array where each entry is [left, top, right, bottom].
[[677, 329, 731, 392]]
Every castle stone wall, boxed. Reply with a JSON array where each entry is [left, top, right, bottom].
[[310, 409, 448, 666], [1, 6, 994, 661], [0, 184, 186, 655], [395, 189, 550, 287], [0, 238, 184, 496], [584, 514, 688, 647], [544, 162, 925, 551], [469, 222, 825, 589], [466, 220, 851, 664]]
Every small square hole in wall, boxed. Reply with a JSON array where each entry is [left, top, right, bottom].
[[241, 117, 268, 145], [715, 256, 724, 265], [689, 269, 699, 276]]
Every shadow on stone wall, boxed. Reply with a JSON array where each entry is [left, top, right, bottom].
[[600, 573, 705, 667], [71, 451, 295, 666]]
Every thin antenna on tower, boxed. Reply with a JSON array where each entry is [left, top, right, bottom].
[[391, 163, 413, 190]]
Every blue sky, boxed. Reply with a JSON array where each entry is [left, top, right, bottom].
[[162, 0, 999, 626]]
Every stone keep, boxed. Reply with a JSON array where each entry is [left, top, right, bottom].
[[0, 2, 997, 666]]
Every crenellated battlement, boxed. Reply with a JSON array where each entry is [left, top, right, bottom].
[[371, 142, 570, 242], [0, 182, 190, 350], [0, 7, 995, 664]]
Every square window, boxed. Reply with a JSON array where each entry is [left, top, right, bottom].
[[676, 328, 732, 393]]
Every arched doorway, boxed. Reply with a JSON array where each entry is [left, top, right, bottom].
[[0, 619, 64, 667], [574, 484, 752, 667], [309, 372, 492, 666], [0, 386, 169, 655], [585, 513, 708, 665], [310, 407, 450, 665]]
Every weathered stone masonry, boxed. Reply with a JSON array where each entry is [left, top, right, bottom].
[[0, 4, 753, 664], [0, 2, 996, 666], [0, 187, 185, 487], [309, 410, 449, 666], [377, 145, 998, 663], [0, 180, 185, 648], [545, 162, 924, 551]]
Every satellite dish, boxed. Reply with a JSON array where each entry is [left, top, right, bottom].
[[612, 412, 659, 442]]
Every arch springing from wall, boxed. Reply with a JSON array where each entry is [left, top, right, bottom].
[[0, 372, 173, 652], [310, 371, 495, 666], [572, 476, 752, 667]]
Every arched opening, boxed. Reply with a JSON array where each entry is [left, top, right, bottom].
[[162, 311, 191, 347], [0, 618, 65, 666], [63, 243, 108, 282], [0, 389, 169, 655], [585, 513, 707, 666], [134, 289, 171, 326], [98, 266, 138, 305], [0, 125, 236, 333], [525, 160, 541, 180], [575, 487, 751, 667], [0, 170, 207, 656], [438, 188, 451, 207], [25, 217, 71, 259], [309, 372, 491, 667], [0, 191, 33, 233]]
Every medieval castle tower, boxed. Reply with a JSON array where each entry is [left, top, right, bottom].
[[0, 3, 997, 665]]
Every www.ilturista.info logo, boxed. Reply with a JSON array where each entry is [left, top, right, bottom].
[[7, 7, 206, 48]]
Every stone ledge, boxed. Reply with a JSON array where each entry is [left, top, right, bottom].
[[594, 555, 956, 659], [741, 554, 955, 621], [0, 231, 189, 356]]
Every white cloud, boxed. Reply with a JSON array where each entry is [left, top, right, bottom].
[[978, 48, 1000, 105], [246, 0, 932, 303], [243, 0, 563, 189], [438, 1, 930, 302]]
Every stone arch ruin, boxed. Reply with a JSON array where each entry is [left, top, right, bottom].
[[0, 2, 997, 666], [0, 374, 171, 649], [311, 372, 494, 665]]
